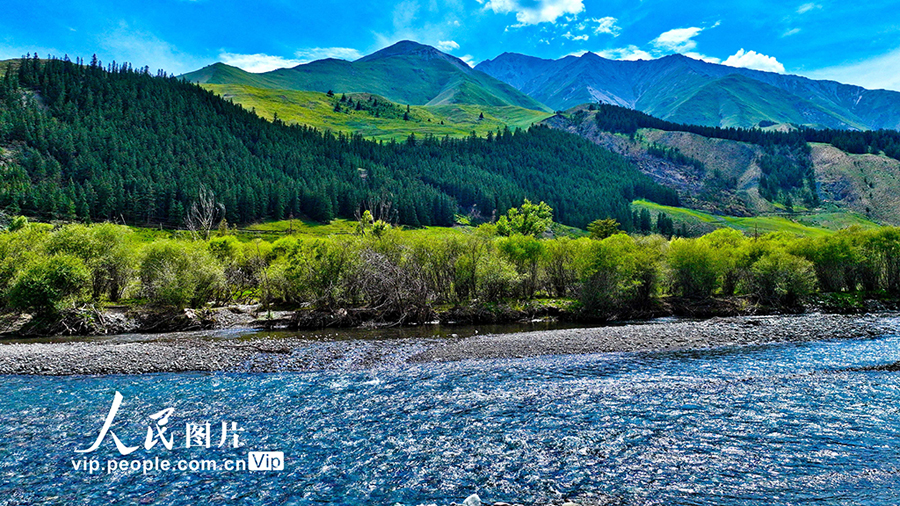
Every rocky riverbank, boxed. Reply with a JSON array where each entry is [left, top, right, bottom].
[[0, 313, 896, 375]]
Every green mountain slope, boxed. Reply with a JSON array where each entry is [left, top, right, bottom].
[[0, 56, 673, 228], [204, 84, 551, 140], [178, 62, 281, 89], [640, 74, 867, 130], [183, 41, 549, 111]]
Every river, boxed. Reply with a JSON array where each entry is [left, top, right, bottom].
[[2, 319, 900, 505]]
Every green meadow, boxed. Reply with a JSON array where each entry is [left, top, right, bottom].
[[203, 84, 552, 141], [631, 200, 880, 237]]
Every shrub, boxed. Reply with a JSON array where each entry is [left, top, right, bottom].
[[587, 218, 620, 239], [745, 250, 816, 306], [497, 233, 545, 298], [578, 234, 663, 315], [407, 235, 464, 303], [0, 223, 51, 302], [48, 223, 137, 301], [209, 236, 271, 303], [354, 247, 436, 323], [796, 230, 868, 292], [8, 215, 28, 232], [7, 254, 90, 313], [667, 238, 719, 298], [864, 228, 900, 294], [476, 254, 521, 303], [270, 238, 360, 308], [541, 237, 588, 298], [90, 224, 137, 301], [696, 228, 747, 295], [453, 232, 491, 301], [496, 199, 553, 237], [139, 240, 224, 308]]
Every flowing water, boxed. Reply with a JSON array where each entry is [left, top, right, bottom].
[[2, 321, 900, 505]]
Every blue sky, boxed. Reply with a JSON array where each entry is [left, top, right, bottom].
[[2, 0, 900, 91]]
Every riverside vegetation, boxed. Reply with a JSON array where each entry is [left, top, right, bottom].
[[2, 200, 900, 335]]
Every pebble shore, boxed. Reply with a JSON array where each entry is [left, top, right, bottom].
[[0, 313, 896, 375]]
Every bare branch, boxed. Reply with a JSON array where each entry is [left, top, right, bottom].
[[185, 185, 225, 240]]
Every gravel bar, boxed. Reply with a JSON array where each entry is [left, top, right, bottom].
[[1, 313, 897, 375]]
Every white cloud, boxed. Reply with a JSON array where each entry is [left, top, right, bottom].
[[393, 0, 421, 30], [782, 27, 801, 37], [99, 22, 203, 75], [372, 0, 453, 56], [219, 52, 304, 73], [478, 0, 584, 25], [218, 47, 363, 73], [459, 54, 476, 67], [722, 48, 785, 73], [597, 45, 653, 61], [797, 2, 821, 14], [804, 47, 900, 91], [437, 40, 460, 51], [652, 26, 704, 53], [562, 31, 589, 41], [589, 16, 620, 36], [294, 47, 364, 62]]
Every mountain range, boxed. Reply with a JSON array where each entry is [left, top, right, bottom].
[[475, 51, 900, 130], [184, 40, 900, 131], [174, 41, 900, 227], [183, 41, 547, 111]]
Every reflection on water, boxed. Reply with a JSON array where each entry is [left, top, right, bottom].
[[2, 326, 900, 505]]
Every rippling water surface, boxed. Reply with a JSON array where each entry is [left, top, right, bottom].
[[3, 326, 900, 505]]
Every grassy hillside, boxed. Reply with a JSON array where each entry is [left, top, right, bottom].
[[183, 41, 549, 111], [632, 200, 879, 237], [651, 75, 867, 130], [204, 84, 552, 140], [812, 143, 900, 224]]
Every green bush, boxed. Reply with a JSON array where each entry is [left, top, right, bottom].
[[496, 199, 553, 237], [696, 228, 747, 295], [497, 233, 545, 298], [864, 228, 900, 294], [476, 254, 521, 302], [452, 232, 491, 301], [796, 230, 868, 292], [209, 236, 272, 303], [541, 237, 588, 298], [47, 223, 137, 301], [8, 215, 28, 232], [270, 238, 360, 308], [578, 234, 662, 315], [0, 223, 51, 302], [746, 250, 816, 306], [7, 254, 90, 313], [407, 235, 465, 303], [667, 238, 719, 298], [139, 240, 224, 308]]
